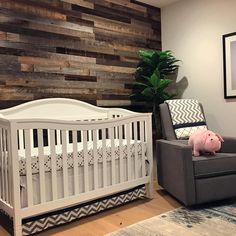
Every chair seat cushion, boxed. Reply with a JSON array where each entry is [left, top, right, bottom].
[[193, 153, 236, 178]]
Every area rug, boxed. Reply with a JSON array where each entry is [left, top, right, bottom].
[[106, 200, 236, 236]]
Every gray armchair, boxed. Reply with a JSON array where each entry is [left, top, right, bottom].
[[157, 100, 236, 206]]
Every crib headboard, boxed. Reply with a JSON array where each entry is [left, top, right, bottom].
[[0, 98, 137, 120]]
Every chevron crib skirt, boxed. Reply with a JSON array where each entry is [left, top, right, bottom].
[[18, 185, 145, 235]]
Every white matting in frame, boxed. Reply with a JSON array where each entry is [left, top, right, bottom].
[[223, 32, 236, 98]]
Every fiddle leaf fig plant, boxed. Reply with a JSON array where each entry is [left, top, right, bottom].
[[132, 50, 180, 138]]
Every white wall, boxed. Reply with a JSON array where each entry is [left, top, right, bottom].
[[162, 0, 236, 136]]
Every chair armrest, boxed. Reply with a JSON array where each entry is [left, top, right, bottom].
[[220, 136, 236, 153], [156, 139, 196, 206]]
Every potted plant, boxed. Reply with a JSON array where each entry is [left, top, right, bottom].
[[131, 50, 180, 138]]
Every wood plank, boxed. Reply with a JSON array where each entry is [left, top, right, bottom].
[[93, 2, 160, 25], [15, 20, 95, 39], [0, 0, 67, 20], [0, 54, 21, 72], [91, 0, 147, 18], [5, 77, 130, 92], [0, 22, 89, 42], [18, 56, 135, 72], [0, 40, 97, 64], [92, 18, 155, 39], [62, 0, 94, 9], [0, 8, 94, 34], [66, 15, 94, 27], [105, 0, 147, 13], [95, 33, 147, 48], [65, 75, 97, 82], [72, 4, 130, 23]]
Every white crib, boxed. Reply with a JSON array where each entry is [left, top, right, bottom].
[[0, 98, 153, 236]]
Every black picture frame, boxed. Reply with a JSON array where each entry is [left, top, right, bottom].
[[223, 32, 236, 99]]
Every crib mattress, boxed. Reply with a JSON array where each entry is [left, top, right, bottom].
[[19, 139, 146, 176]]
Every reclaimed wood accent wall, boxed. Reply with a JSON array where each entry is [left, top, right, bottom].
[[0, 0, 161, 109]]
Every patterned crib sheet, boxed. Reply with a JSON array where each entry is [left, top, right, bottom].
[[19, 139, 146, 176]]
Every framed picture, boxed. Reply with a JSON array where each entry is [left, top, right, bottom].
[[223, 32, 236, 98]]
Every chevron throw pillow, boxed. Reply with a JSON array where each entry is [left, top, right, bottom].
[[165, 99, 207, 139]]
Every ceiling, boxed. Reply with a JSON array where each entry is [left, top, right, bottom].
[[136, 0, 180, 8]]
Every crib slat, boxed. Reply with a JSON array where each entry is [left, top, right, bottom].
[[140, 121, 146, 177], [92, 129, 98, 190], [72, 130, 79, 195], [6, 128, 12, 205], [66, 130, 69, 145], [30, 129, 34, 149], [25, 129, 33, 207], [0, 129, 2, 199], [115, 118, 119, 139], [110, 127, 115, 185], [88, 130, 92, 142], [19, 129, 24, 150], [118, 125, 124, 183], [3, 129, 8, 203], [47, 129, 51, 147], [37, 129, 46, 203], [49, 129, 57, 201], [126, 123, 131, 181], [0, 129, 5, 201], [133, 122, 138, 179], [83, 130, 89, 192], [56, 130, 61, 145], [62, 130, 68, 197], [0, 129, 6, 200], [102, 128, 107, 187]]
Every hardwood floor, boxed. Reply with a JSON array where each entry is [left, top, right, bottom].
[[0, 185, 180, 236]]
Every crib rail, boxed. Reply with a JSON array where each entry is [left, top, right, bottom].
[[9, 114, 152, 218]]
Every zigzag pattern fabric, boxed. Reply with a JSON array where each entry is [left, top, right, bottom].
[[22, 185, 146, 236], [165, 99, 207, 139]]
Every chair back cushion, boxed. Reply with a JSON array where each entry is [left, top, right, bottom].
[[164, 99, 207, 139]]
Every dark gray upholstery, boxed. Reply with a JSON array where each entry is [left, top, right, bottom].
[[157, 102, 236, 206], [160, 103, 176, 140], [193, 153, 236, 178]]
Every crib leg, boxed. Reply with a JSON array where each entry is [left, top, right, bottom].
[[14, 217, 22, 236], [145, 177, 154, 199]]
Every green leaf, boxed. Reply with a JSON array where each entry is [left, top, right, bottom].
[[141, 87, 154, 98], [158, 79, 172, 90], [138, 50, 156, 59], [149, 70, 160, 88], [133, 82, 150, 89], [138, 75, 152, 87]]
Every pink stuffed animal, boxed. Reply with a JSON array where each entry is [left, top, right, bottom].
[[188, 130, 224, 156]]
